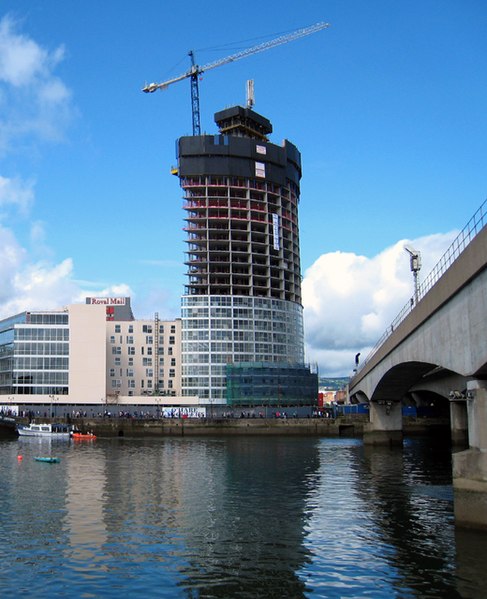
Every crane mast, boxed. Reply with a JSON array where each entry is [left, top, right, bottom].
[[142, 21, 330, 135]]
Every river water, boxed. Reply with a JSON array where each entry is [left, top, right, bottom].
[[1, 434, 487, 598]]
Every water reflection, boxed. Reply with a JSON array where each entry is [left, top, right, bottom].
[[172, 437, 318, 597], [0, 436, 486, 597], [357, 439, 458, 597]]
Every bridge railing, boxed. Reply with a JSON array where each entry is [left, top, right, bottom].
[[358, 199, 487, 372]]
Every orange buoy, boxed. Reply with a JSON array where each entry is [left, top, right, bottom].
[[17, 455, 23, 461]]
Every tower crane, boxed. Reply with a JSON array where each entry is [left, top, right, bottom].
[[142, 21, 330, 135]]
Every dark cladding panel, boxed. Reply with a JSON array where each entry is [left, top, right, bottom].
[[214, 106, 273, 136], [178, 135, 301, 188]]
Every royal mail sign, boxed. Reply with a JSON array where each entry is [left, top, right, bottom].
[[88, 297, 126, 306]]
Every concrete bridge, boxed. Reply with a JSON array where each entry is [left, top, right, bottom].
[[349, 201, 487, 530]]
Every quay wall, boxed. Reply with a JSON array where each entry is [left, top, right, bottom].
[[55, 417, 367, 438], [11, 415, 449, 439]]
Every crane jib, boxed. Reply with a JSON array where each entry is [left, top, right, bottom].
[[142, 21, 330, 132]]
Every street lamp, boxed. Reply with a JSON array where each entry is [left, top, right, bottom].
[[404, 245, 422, 305]]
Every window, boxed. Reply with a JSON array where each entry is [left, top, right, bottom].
[[169, 336, 175, 345], [142, 358, 152, 366], [128, 357, 134, 366], [115, 357, 121, 366], [146, 368, 153, 378], [128, 380, 135, 388], [109, 368, 115, 377], [147, 347, 153, 356], [115, 325, 121, 333], [126, 368, 134, 377], [110, 336, 115, 344], [112, 346, 121, 355], [128, 325, 133, 333], [170, 325, 176, 334], [126, 336, 134, 344], [143, 325, 152, 333], [168, 347, 173, 356], [111, 379, 121, 388], [146, 336, 153, 345], [171, 358, 176, 367], [128, 346, 135, 355], [168, 380, 173, 389], [169, 369, 175, 378]]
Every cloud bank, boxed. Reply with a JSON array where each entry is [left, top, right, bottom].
[[302, 232, 457, 377], [0, 14, 74, 155], [0, 15, 132, 319]]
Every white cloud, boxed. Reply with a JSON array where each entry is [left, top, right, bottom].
[[302, 231, 458, 377], [0, 174, 35, 215], [0, 17, 140, 321], [0, 14, 73, 155], [0, 223, 78, 317]]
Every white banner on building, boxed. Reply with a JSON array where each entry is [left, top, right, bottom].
[[255, 161, 266, 178], [162, 407, 206, 419], [272, 213, 280, 251]]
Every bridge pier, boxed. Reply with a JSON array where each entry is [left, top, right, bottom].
[[453, 380, 487, 530], [363, 400, 403, 446], [449, 397, 468, 446]]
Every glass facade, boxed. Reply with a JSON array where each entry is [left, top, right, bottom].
[[0, 312, 69, 395], [226, 362, 318, 407], [181, 295, 304, 401]]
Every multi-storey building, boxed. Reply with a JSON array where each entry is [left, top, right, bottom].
[[0, 297, 191, 410], [177, 105, 311, 403], [106, 312, 182, 399]]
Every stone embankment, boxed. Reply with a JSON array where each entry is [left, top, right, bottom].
[[10, 415, 449, 439], [71, 416, 367, 438], [66, 416, 450, 438]]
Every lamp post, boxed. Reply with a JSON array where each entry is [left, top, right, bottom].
[[404, 245, 422, 305]]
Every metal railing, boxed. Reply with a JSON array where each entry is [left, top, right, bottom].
[[357, 199, 487, 372]]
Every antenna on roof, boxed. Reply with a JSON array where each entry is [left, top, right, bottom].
[[246, 79, 255, 109]]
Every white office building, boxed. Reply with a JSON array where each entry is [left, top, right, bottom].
[[0, 297, 198, 411]]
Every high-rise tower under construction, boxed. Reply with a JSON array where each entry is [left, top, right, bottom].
[[176, 105, 306, 403]]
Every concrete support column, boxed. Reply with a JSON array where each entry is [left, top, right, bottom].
[[363, 400, 403, 446], [453, 379, 487, 530], [449, 398, 468, 446]]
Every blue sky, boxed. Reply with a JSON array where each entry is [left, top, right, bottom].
[[1, 1, 486, 376]]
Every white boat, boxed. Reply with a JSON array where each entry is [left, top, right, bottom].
[[17, 422, 72, 439]]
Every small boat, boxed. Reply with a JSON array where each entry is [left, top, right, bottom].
[[17, 422, 72, 440], [71, 432, 97, 440], [34, 457, 61, 463]]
